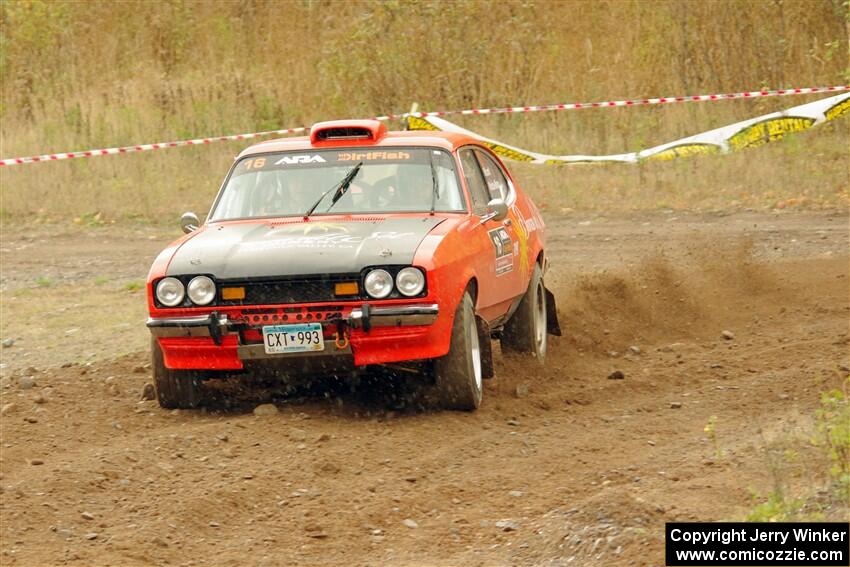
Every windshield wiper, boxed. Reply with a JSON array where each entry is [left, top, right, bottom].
[[429, 152, 439, 215], [302, 161, 363, 220]]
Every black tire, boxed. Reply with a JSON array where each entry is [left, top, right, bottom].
[[151, 337, 202, 409], [501, 263, 547, 363], [432, 291, 483, 411]]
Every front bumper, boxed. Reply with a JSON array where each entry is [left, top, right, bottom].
[[147, 304, 439, 339], [147, 303, 444, 370]]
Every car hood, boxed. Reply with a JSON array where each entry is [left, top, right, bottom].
[[166, 217, 446, 280]]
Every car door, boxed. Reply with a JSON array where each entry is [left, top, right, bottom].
[[457, 147, 524, 320], [473, 148, 528, 297]]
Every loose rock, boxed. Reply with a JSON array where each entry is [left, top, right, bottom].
[[669, 402, 682, 409], [509, 490, 523, 497], [18, 376, 36, 390], [607, 370, 625, 380], [721, 330, 735, 340], [289, 429, 307, 442], [253, 404, 279, 416], [2, 338, 15, 348], [81, 512, 94, 520], [1, 403, 16, 416], [84, 533, 98, 540], [30, 459, 44, 465], [515, 383, 530, 398], [402, 519, 419, 529], [629, 346, 641, 355], [305, 524, 328, 539], [495, 519, 520, 532], [140, 383, 156, 401]]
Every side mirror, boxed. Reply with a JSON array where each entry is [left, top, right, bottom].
[[482, 199, 508, 223], [180, 212, 200, 234]]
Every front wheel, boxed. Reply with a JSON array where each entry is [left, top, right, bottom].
[[432, 291, 483, 411], [151, 337, 203, 409], [501, 263, 547, 363]]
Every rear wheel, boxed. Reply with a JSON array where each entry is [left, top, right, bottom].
[[151, 338, 203, 409], [501, 263, 547, 363], [432, 291, 483, 411]]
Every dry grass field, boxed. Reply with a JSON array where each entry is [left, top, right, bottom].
[[1, 0, 848, 221]]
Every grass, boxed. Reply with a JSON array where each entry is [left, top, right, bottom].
[[745, 378, 850, 522], [0, 0, 847, 222]]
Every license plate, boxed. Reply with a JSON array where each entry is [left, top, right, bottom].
[[262, 323, 324, 354]]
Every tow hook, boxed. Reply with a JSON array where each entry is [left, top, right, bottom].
[[334, 319, 350, 349]]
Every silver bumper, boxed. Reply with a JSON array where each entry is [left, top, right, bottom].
[[146, 313, 230, 339], [348, 304, 439, 329]]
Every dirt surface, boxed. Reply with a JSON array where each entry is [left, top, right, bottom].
[[1, 210, 848, 566]]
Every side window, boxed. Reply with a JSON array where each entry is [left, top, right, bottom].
[[458, 148, 491, 213], [474, 149, 509, 201]]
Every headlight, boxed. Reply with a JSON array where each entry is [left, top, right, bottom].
[[187, 275, 216, 305], [364, 269, 393, 299], [156, 277, 185, 307], [396, 267, 425, 297]]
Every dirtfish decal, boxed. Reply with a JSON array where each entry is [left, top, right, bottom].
[[338, 151, 411, 161]]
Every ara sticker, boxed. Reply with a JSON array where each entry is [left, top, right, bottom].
[[274, 154, 327, 165], [489, 227, 514, 276]]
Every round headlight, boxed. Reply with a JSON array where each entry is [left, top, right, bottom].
[[364, 269, 393, 299], [396, 267, 425, 297], [156, 277, 185, 307], [187, 275, 216, 306]]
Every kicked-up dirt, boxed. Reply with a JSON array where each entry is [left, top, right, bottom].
[[0, 210, 848, 566]]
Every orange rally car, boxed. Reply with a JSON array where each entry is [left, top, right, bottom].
[[146, 119, 560, 410]]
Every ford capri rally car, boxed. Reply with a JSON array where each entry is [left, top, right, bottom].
[[146, 119, 560, 410]]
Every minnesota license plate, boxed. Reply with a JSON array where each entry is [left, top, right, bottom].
[[262, 323, 324, 354]]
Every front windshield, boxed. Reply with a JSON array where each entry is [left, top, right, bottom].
[[210, 148, 464, 221]]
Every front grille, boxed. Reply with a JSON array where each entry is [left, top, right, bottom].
[[218, 276, 360, 306]]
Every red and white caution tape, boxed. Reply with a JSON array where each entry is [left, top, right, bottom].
[[409, 85, 850, 118], [0, 126, 308, 167], [2, 85, 847, 167]]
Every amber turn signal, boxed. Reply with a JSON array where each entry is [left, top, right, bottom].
[[221, 287, 246, 300], [334, 282, 359, 296]]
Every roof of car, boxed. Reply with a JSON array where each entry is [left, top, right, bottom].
[[237, 129, 480, 160]]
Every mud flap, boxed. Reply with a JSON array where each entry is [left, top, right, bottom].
[[545, 287, 562, 336], [475, 316, 495, 380]]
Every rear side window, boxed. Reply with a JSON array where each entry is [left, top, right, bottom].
[[458, 148, 491, 213], [474, 149, 509, 201]]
